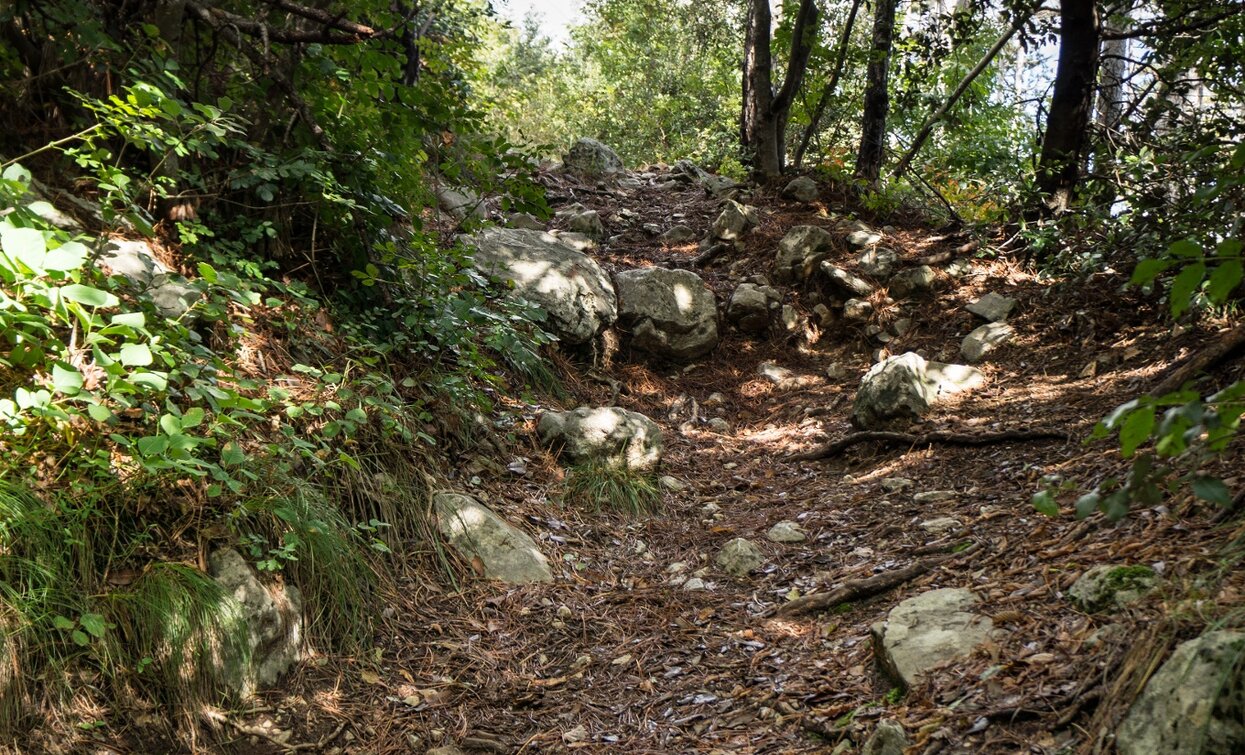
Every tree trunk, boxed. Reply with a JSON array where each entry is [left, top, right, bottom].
[[854, 0, 897, 186], [793, 0, 863, 168], [741, 0, 819, 179], [1036, 0, 1100, 213]]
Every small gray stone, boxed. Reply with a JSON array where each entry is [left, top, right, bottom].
[[568, 209, 605, 239], [844, 298, 873, 321], [766, 520, 806, 543], [813, 303, 833, 327], [716, 538, 764, 577], [857, 247, 899, 279], [711, 200, 758, 241], [727, 282, 781, 334], [435, 492, 553, 584], [888, 265, 937, 299], [822, 262, 876, 297], [707, 417, 731, 433], [757, 362, 794, 384], [774, 225, 834, 283], [509, 212, 545, 230], [913, 490, 957, 504], [782, 176, 819, 202], [919, 517, 963, 536], [872, 588, 993, 689], [825, 363, 849, 380], [862, 720, 910, 755], [851, 352, 985, 429], [891, 317, 913, 336], [659, 224, 696, 243], [682, 577, 708, 591], [781, 305, 800, 332], [966, 292, 1017, 322], [659, 475, 686, 492], [847, 228, 882, 247], [881, 477, 914, 493], [961, 322, 1015, 363], [435, 185, 486, 221]]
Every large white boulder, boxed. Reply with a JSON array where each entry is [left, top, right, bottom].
[[537, 406, 663, 471], [615, 267, 719, 360], [208, 548, 303, 694], [468, 228, 617, 345], [563, 138, 624, 176], [851, 352, 984, 429], [872, 588, 993, 689]]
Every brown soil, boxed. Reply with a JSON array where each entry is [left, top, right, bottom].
[[182, 171, 1244, 754]]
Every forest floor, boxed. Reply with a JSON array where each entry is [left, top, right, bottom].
[[219, 171, 1243, 754]]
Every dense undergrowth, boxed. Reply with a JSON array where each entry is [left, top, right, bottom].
[[0, 1, 558, 745]]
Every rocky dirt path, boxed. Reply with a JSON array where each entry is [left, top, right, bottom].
[[256, 168, 1244, 755]]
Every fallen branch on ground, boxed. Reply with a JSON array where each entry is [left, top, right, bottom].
[[1151, 324, 1245, 396], [785, 428, 1071, 462], [777, 542, 982, 617]]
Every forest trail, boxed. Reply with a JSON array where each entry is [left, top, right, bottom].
[[245, 167, 1243, 755]]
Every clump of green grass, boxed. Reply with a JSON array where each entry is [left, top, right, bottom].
[[562, 462, 662, 515]]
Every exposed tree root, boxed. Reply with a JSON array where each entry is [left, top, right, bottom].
[[785, 428, 1071, 462], [1151, 324, 1245, 396], [776, 542, 982, 617]]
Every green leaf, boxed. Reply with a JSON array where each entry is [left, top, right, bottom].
[[136, 435, 169, 456], [159, 413, 182, 435], [1119, 405, 1156, 457], [86, 402, 113, 422], [1191, 476, 1231, 506], [220, 441, 246, 466], [111, 312, 146, 329], [53, 615, 75, 630], [1130, 258, 1171, 286], [197, 262, 218, 284], [129, 371, 168, 391], [119, 343, 153, 366], [345, 407, 367, 423], [1206, 261, 1243, 304], [1031, 490, 1059, 517], [61, 284, 119, 308], [1168, 239, 1202, 259], [43, 241, 89, 272], [1075, 491, 1102, 519], [1169, 263, 1206, 318], [71, 630, 90, 646], [79, 613, 107, 638], [52, 363, 84, 395], [1, 226, 46, 271], [180, 407, 205, 428], [2, 163, 32, 184]]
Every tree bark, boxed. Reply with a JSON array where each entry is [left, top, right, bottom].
[[793, 0, 863, 168], [1036, 0, 1100, 213], [854, 0, 898, 186], [741, 0, 819, 179]]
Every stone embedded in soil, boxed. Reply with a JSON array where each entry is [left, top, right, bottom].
[[862, 720, 910, 755], [1067, 564, 1158, 612], [659, 475, 686, 492], [711, 199, 758, 241], [872, 587, 994, 689], [208, 547, 303, 695], [757, 362, 794, 384], [961, 322, 1015, 363], [682, 577, 709, 591], [467, 227, 616, 345], [537, 406, 663, 471], [615, 267, 720, 361], [508, 212, 545, 230], [888, 265, 937, 299], [782, 175, 819, 202], [857, 247, 899, 279], [822, 261, 876, 297], [851, 352, 984, 429], [918, 517, 963, 536], [1116, 630, 1245, 755], [659, 224, 696, 243], [774, 225, 834, 283], [844, 298, 873, 321], [434, 492, 553, 584], [707, 417, 731, 433], [716, 538, 764, 577], [913, 490, 958, 504], [847, 228, 882, 247], [881, 477, 914, 493], [966, 291, 1017, 322], [567, 209, 605, 239], [766, 520, 807, 543], [727, 282, 781, 334], [563, 137, 624, 176]]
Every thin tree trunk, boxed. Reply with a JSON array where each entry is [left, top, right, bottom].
[[1036, 0, 1100, 213], [742, 0, 819, 179], [892, 3, 1037, 178], [855, 0, 898, 186], [793, 0, 863, 168]]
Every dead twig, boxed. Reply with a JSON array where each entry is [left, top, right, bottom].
[[1151, 324, 1245, 396], [777, 542, 982, 617], [786, 428, 1071, 462]]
